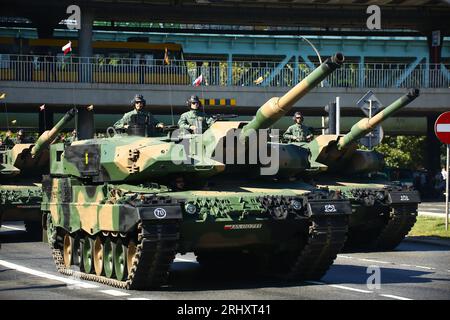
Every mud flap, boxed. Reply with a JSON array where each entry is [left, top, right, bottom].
[[307, 200, 352, 216]]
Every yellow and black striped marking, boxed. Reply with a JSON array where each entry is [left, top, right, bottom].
[[199, 98, 236, 107]]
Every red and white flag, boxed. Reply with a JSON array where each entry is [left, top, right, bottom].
[[62, 41, 72, 55], [39, 104, 45, 111], [192, 74, 203, 87]]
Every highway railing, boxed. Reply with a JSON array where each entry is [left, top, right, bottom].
[[0, 55, 449, 88]]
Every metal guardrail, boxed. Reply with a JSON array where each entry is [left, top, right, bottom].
[[0, 55, 449, 88]]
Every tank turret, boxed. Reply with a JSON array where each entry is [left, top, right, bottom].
[[305, 89, 420, 174], [54, 53, 344, 182]]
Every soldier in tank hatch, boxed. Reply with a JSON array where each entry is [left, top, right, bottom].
[[114, 94, 163, 135], [178, 95, 214, 134], [283, 111, 313, 143]]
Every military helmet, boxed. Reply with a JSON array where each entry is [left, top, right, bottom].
[[17, 129, 24, 135], [131, 94, 146, 106], [293, 111, 304, 121], [186, 95, 202, 108]]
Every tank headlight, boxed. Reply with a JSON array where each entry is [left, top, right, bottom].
[[185, 203, 197, 215], [291, 200, 302, 211]]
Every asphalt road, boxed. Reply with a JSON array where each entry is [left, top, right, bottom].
[[1, 222, 449, 301]]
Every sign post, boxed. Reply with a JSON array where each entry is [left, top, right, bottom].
[[434, 111, 450, 230], [357, 91, 384, 149]]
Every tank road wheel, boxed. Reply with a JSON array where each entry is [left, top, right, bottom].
[[81, 236, 95, 274], [127, 240, 137, 275], [93, 236, 104, 276], [63, 234, 74, 268], [103, 238, 115, 278], [114, 239, 128, 281]]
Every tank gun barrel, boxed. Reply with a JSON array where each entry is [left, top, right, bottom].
[[31, 108, 77, 157], [240, 53, 344, 141], [337, 88, 420, 150]]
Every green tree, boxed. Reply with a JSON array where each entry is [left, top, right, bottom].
[[373, 135, 426, 169]]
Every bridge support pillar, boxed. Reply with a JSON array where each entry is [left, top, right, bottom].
[[79, 7, 94, 82]]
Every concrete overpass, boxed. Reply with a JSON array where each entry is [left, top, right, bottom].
[[1, 81, 448, 117]]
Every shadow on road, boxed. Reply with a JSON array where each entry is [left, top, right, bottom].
[[0, 230, 42, 244], [323, 264, 450, 286]]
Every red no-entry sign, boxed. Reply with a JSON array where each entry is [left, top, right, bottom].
[[435, 111, 450, 145]]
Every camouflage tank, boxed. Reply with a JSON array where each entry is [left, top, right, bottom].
[[292, 89, 421, 250], [0, 109, 76, 238], [42, 53, 352, 290]]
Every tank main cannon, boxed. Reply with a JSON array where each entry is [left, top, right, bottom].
[[1, 107, 76, 175], [30, 107, 77, 157], [305, 89, 420, 174], [337, 88, 420, 150], [240, 53, 344, 141]]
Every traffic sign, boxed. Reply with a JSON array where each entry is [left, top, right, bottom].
[[357, 91, 384, 148], [435, 111, 450, 145], [357, 90, 383, 117]]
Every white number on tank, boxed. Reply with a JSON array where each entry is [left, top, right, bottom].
[[324, 204, 337, 213], [154, 208, 167, 219], [400, 195, 410, 201]]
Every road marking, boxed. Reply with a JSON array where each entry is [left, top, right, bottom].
[[99, 289, 130, 297], [380, 294, 413, 300], [414, 265, 435, 270], [329, 284, 373, 294], [0, 259, 98, 289], [337, 255, 354, 259], [1, 225, 25, 231], [174, 257, 197, 263], [128, 297, 151, 300], [359, 258, 390, 264]]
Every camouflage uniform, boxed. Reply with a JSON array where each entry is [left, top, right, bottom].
[[283, 123, 313, 142], [178, 110, 214, 133], [114, 109, 160, 134]]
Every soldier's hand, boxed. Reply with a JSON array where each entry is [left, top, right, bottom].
[[306, 134, 313, 141], [156, 123, 164, 129], [189, 125, 197, 131]]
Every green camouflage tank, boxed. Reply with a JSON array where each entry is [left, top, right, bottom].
[[291, 89, 421, 251], [0, 108, 76, 238], [42, 53, 353, 289]]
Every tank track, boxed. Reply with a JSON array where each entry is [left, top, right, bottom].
[[49, 220, 179, 290], [372, 205, 417, 251], [283, 214, 349, 280]]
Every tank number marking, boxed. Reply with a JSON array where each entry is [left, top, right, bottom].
[[153, 208, 167, 219], [324, 204, 337, 213], [400, 195, 410, 201], [224, 224, 262, 230]]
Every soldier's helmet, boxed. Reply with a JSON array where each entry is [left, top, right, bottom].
[[17, 129, 24, 136], [293, 111, 304, 121], [131, 94, 146, 106], [186, 95, 202, 108]]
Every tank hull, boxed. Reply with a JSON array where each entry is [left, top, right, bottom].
[[316, 176, 419, 251], [0, 183, 43, 238], [42, 177, 351, 289]]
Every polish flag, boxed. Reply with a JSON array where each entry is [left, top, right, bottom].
[[39, 104, 45, 111], [62, 41, 72, 55], [192, 74, 203, 87]]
